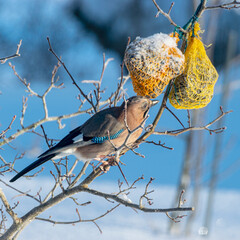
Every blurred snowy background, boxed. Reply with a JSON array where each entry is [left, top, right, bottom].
[[1, 0, 240, 239], [2, 179, 240, 240]]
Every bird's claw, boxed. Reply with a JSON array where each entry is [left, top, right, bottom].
[[99, 156, 117, 173], [99, 161, 110, 173]]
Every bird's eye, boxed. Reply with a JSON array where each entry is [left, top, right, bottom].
[[142, 102, 148, 110]]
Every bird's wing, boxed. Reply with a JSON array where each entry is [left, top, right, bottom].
[[80, 107, 125, 140], [38, 125, 85, 158], [10, 108, 125, 182], [38, 107, 125, 158], [9, 126, 89, 182]]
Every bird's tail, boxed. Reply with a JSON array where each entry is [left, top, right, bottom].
[[9, 154, 56, 182]]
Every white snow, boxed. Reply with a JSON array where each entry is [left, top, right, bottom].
[[127, 33, 181, 55], [126, 33, 185, 70], [1, 178, 240, 240], [136, 33, 178, 49]]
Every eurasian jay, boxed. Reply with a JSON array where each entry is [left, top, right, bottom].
[[10, 96, 158, 182]]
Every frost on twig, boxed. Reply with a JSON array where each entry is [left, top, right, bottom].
[[166, 190, 189, 223], [206, 0, 240, 10], [139, 177, 155, 208], [0, 40, 22, 64], [0, 115, 16, 139]]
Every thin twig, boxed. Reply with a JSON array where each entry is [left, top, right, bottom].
[[165, 106, 185, 128], [81, 186, 193, 213], [35, 204, 120, 226], [139, 177, 155, 208], [47, 37, 96, 111], [0, 40, 22, 64], [154, 109, 232, 136], [95, 54, 114, 111], [206, 1, 240, 10], [68, 161, 90, 189], [20, 97, 28, 128], [0, 179, 41, 203], [0, 115, 16, 138], [144, 140, 174, 150], [152, 0, 187, 33], [166, 189, 188, 223], [187, 110, 191, 127], [40, 125, 51, 148], [0, 189, 20, 224], [114, 37, 131, 106]]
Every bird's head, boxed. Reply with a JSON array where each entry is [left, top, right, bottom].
[[123, 96, 159, 120]]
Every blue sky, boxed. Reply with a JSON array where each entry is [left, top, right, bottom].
[[0, 0, 240, 190], [1, 66, 239, 190]]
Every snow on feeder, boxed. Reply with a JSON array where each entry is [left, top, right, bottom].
[[124, 33, 185, 98], [169, 22, 219, 109]]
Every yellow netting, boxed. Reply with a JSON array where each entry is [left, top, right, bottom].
[[169, 23, 219, 109], [125, 33, 185, 98]]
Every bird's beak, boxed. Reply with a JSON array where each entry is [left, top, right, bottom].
[[151, 100, 159, 107]]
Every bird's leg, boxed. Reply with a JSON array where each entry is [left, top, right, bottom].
[[99, 156, 117, 173], [105, 152, 120, 168], [107, 153, 129, 186], [92, 157, 107, 168], [93, 154, 118, 173], [94, 154, 129, 185], [91, 156, 113, 173], [107, 155, 119, 166]]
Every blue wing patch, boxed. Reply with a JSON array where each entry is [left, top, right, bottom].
[[91, 129, 124, 144]]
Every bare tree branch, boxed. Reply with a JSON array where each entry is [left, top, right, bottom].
[[35, 204, 120, 225], [0, 116, 16, 139], [114, 37, 131, 106], [67, 161, 89, 189], [0, 0, 236, 238], [0, 40, 22, 64], [153, 108, 232, 136], [47, 37, 97, 112], [81, 186, 193, 213], [0, 188, 20, 223], [0, 179, 41, 203], [139, 177, 155, 208], [152, 0, 187, 33], [144, 140, 174, 150], [206, 1, 240, 10], [166, 190, 188, 223]]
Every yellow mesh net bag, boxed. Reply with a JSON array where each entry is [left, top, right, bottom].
[[169, 23, 219, 109], [124, 33, 185, 98]]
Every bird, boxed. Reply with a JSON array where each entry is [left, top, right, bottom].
[[10, 96, 158, 182]]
